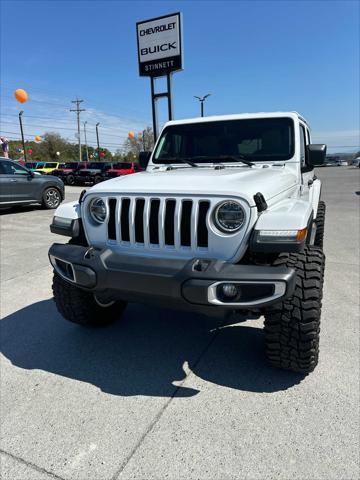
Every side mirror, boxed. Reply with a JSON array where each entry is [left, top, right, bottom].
[[139, 151, 151, 170], [28, 170, 34, 178], [307, 144, 327, 166]]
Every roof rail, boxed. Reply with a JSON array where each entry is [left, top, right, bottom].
[[291, 111, 309, 125]]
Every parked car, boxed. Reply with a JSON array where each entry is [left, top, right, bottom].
[[105, 162, 142, 179], [25, 162, 39, 170], [35, 162, 64, 175], [52, 162, 88, 185], [352, 157, 360, 167], [0, 158, 64, 209], [74, 162, 114, 185], [49, 111, 327, 374]]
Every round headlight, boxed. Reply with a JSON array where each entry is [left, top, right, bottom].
[[89, 197, 107, 223], [214, 201, 245, 233]]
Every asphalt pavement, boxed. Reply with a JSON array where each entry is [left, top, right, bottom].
[[0, 167, 359, 480]]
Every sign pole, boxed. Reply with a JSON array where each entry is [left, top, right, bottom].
[[136, 12, 183, 144], [150, 77, 158, 144], [166, 73, 173, 120]]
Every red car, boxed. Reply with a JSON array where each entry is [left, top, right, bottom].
[[52, 162, 89, 185], [105, 162, 141, 179]]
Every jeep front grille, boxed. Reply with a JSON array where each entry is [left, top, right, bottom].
[[106, 197, 210, 250]]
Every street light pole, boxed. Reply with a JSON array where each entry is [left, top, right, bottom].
[[83, 121, 89, 162], [96, 123, 101, 161], [194, 94, 211, 117], [18, 111, 27, 161]]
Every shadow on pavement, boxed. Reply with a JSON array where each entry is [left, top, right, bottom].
[[0, 205, 43, 215], [1, 299, 304, 397]]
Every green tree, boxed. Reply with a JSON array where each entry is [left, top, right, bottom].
[[122, 127, 154, 159]]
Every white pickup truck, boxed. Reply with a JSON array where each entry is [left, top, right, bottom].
[[49, 112, 326, 374]]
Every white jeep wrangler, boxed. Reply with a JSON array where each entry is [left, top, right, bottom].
[[49, 112, 326, 374]]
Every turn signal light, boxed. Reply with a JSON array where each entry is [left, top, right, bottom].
[[296, 228, 308, 241]]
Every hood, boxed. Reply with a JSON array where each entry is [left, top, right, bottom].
[[90, 165, 298, 206]]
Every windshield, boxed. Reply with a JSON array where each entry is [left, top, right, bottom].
[[44, 163, 57, 168], [113, 163, 132, 169], [87, 162, 105, 169], [153, 118, 294, 164], [64, 163, 79, 168]]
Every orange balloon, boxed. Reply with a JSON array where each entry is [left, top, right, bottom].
[[14, 89, 28, 103], [128, 131, 135, 139], [35, 135, 42, 142]]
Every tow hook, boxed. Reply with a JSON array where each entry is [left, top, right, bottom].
[[84, 247, 96, 260]]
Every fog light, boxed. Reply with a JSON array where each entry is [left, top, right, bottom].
[[222, 283, 239, 298], [216, 283, 242, 302]]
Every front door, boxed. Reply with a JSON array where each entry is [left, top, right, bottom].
[[0, 160, 37, 204], [299, 124, 314, 198]]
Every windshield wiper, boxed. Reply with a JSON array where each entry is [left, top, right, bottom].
[[159, 157, 198, 167], [184, 155, 255, 167], [215, 155, 255, 167]]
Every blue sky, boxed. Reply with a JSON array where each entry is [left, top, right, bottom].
[[0, 0, 359, 152]]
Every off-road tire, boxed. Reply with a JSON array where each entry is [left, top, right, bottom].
[[264, 247, 325, 374], [52, 273, 127, 326], [42, 187, 62, 209], [94, 175, 102, 184], [314, 201, 326, 248], [66, 173, 75, 185]]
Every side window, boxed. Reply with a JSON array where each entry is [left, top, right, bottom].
[[0, 161, 28, 175], [12, 163, 29, 175], [299, 125, 306, 167], [0, 161, 8, 174]]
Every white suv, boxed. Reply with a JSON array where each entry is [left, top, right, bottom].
[[49, 112, 326, 374]]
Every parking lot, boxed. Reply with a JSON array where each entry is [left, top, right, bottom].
[[0, 166, 359, 480]]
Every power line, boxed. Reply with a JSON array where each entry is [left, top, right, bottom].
[[0, 121, 125, 139], [0, 94, 70, 109]]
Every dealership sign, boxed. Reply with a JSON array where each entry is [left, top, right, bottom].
[[136, 12, 183, 77]]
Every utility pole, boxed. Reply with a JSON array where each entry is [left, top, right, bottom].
[[96, 123, 101, 161], [70, 99, 85, 162], [18, 111, 27, 161], [83, 121, 89, 162], [194, 94, 211, 117]]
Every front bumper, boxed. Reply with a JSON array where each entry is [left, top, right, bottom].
[[75, 175, 94, 183], [49, 243, 296, 315]]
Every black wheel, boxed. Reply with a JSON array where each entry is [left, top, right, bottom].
[[94, 175, 102, 184], [52, 273, 127, 326], [264, 246, 325, 374], [42, 187, 62, 209], [66, 174, 75, 185], [314, 201, 326, 248]]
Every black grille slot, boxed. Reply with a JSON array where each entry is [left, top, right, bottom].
[[120, 198, 130, 241], [149, 199, 160, 244], [180, 200, 192, 246], [164, 200, 176, 245], [197, 201, 210, 247], [107, 198, 117, 240], [135, 199, 145, 243]]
